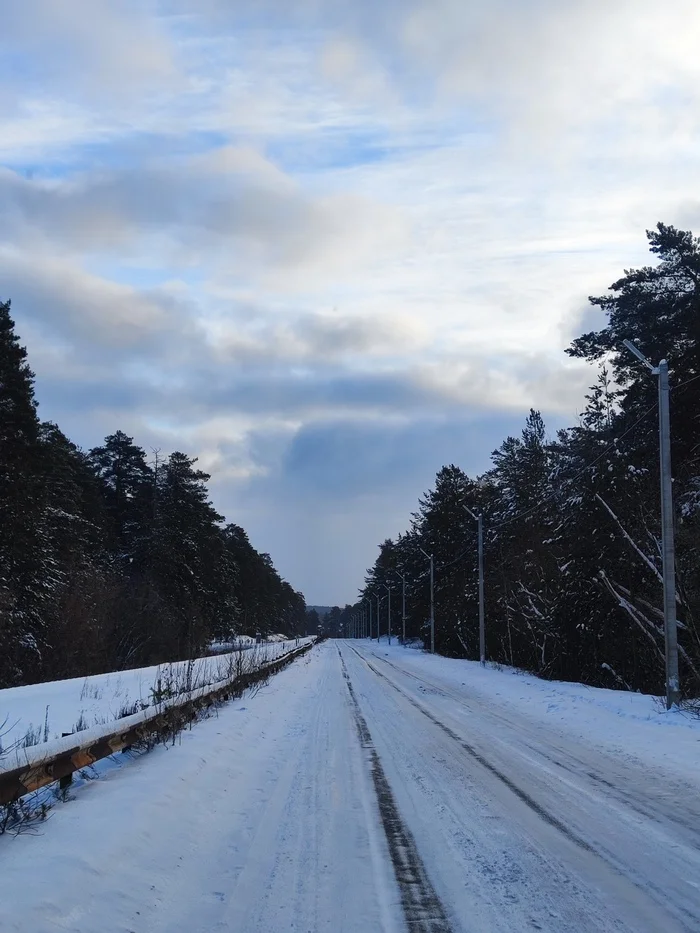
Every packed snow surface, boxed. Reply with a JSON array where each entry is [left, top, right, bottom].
[[1, 640, 699, 933], [373, 637, 700, 778]]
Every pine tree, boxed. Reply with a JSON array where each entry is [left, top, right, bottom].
[[88, 431, 153, 568], [38, 423, 118, 679], [306, 607, 321, 635], [568, 224, 700, 692], [485, 412, 561, 673], [0, 300, 52, 685], [360, 466, 483, 655], [147, 452, 224, 658], [547, 370, 661, 688]]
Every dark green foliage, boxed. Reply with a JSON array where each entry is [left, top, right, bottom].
[[0, 303, 304, 687], [305, 607, 321, 635], [88, 431, 153, 566], [361, 225, 700, 697], [0, 299, 49, 684], [221, 524, 306, 639]]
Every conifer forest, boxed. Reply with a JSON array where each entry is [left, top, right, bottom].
[[357, 224, 700, 697], [0, 300, 307, 687]]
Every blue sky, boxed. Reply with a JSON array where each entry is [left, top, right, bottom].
[[2, 0, 700, 603]]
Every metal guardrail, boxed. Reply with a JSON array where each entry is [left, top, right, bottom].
[[0, 640, 314, 806]]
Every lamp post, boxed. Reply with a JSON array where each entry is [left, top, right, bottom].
[[463, 504, 486, 666], [401, 573, 407, 645], [384, 584, 392, 645], [373, 592, 382, 642], [419, 547, 434, 653], [623, 339, 680, 709]]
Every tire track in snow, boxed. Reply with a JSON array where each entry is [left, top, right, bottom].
[[352, 648, 596, 855], [337, 647, 453, 933], [349, 645, 699, 933], [366, 649, 700, 847]]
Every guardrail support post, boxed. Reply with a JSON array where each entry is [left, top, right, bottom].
[[59, 733, 74, 789]]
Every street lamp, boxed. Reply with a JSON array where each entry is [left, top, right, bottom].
[[401, 573, 407, 645], [463, 504, 486, 667], [387, 570, 408, 643], [373, 591, 382, 642], [419, 547, 435, 653], [623, 339, 680, 709], [384, 584, 392, 645]]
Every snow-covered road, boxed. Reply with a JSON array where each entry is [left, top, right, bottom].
[[1, 640, 699, 933], [344, 642, 700, 933]]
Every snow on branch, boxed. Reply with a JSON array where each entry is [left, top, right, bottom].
[[595, 494, 663, 585], [600, 573, 700, 680], [599, 571, 664, 658]]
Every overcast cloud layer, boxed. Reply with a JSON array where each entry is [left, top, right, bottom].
[[2, 1, 699, 603]]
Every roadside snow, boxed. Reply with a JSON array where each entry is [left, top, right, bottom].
[[0, 638, 314, 762]]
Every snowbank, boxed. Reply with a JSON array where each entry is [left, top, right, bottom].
[[0, 638, 314, 761]]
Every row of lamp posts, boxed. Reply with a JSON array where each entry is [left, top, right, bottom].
[[346, 338, 679, 708], [348, 511, 483, 665]]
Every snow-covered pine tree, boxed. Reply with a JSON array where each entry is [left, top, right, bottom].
[[486, 410, 560, 675], [88, 431, 153, 571], [0, 300, 53, 685], [568, 223, 700, 694]]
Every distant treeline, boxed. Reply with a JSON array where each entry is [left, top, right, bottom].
[[0, 300, 306, 688], [357, 224, 700, 696]]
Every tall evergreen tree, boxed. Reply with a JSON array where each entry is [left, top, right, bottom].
[[38, 423, 118, 679], [306, 607, 321, 635], [487, 410, 560, 673], [148, 452, 223, 658], [0, 300, 52, 685], [568, 223, 700, 691], [88, 431, 153, 568]]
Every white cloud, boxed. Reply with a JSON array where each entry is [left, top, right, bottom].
[[2, 0, 699, 599], [0, 152, 410, 288], [1, 0, 176, 103], [0, 247, 196, 354]]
